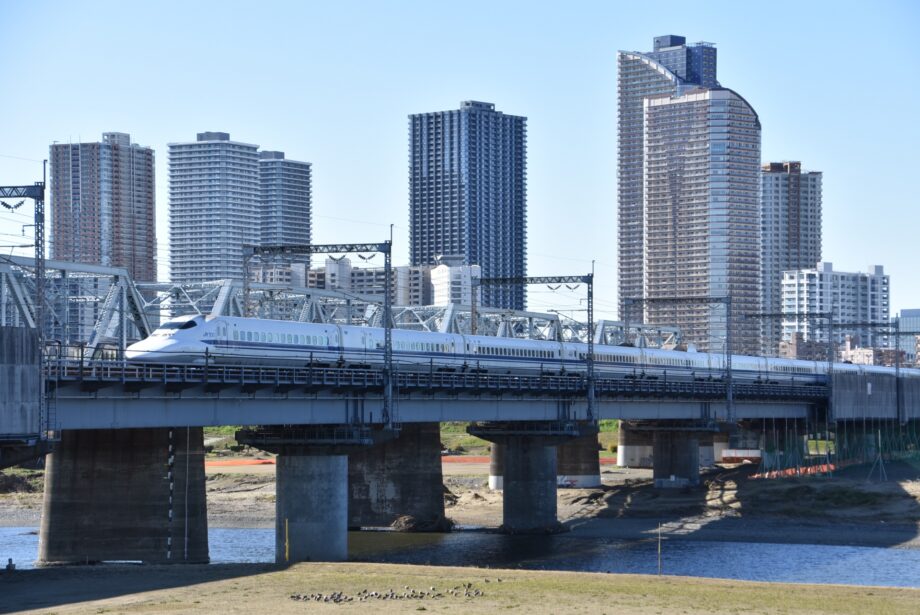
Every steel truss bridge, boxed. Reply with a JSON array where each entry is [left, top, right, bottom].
[[0, 256, 683, 351]]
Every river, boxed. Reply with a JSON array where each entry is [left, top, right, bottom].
[[3, 526, 920, 588]]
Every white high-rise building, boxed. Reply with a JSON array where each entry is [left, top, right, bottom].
[[761, 162, 822, 355], [431, 262, 481, 305], [642, 87, 762, 355], [781, 262, 890, 348], [169, 132, 259, 283]]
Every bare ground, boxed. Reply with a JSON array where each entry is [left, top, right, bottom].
[[4, 460, 920, 549]]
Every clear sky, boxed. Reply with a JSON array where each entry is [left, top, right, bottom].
[[1, 0, 918, 321]]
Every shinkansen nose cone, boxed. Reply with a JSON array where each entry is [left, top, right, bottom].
[[125, 338, 208, 363]]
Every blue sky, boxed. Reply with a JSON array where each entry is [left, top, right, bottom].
[[1, 0, 918, 320]]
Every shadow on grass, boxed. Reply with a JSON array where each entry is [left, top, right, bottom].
[[0, 562, 281, 614]]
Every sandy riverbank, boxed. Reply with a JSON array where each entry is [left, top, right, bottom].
[[2, 561, 919, 615], [4, 460, 920, 549]]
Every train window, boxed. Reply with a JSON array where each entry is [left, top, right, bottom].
[[233, 330, 239, 341]]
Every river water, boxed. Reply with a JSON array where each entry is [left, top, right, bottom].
[[3, 526, 920, 588]]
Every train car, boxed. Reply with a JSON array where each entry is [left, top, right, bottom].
[[125, 314, 920, 385]]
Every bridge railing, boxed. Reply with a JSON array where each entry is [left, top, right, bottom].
[[46, 358, 828, 401]]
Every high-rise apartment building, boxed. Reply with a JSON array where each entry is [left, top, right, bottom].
[[259, 150, 312, 250], [617, 35, 718, 322], [169, 132, 260, 283], [409, 101, 527, 310], [255, 151, 313, 283], [782, 262, 890, 348], [50, 132, 157, 281], [642, 88, 762, 354], [761, 162, 822, 355]]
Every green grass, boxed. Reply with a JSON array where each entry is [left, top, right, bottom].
[[0, 467, 44, 493], [203, 425, 240, 438], [598, 419, 619, 433], [438, 422, 490, 454], [807, 439, 836, 455]]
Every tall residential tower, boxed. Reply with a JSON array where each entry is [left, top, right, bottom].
[[168, 132, 260, 283], [761, 162, 822, 354], [409, 101, 527, 309], [617, 36, 718, 322], [618, 35, 762, 354], [257, 151, 313, 282], [50, 132, 157, 281], [643, 88, 762, 354]]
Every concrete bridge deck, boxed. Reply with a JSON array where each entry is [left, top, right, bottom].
[[48, 359, 824, 430]]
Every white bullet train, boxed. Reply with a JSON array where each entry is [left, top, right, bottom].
[[125, 314, 920, 384]]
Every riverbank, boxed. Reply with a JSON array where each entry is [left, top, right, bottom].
[[2, 561, 918, 614], [4, 460, 920, 550]]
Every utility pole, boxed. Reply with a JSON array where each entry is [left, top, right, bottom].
[[1, 166, 48, 436]]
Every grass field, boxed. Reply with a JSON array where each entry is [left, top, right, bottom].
[[4, 562, 917, 615], [440, 421, 619, 457]]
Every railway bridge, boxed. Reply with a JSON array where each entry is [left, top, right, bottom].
[[3, 256, 920, 565]]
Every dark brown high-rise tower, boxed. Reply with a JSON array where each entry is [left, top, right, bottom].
[[50, 132, 157, 282]]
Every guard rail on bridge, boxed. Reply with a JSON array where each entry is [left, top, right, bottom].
[[47, 359, 828, 402]]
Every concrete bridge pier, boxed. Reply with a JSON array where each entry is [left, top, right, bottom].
[[653, 431, 700, 488], [237, 426, 393, 563], [276, 452, 348, 562], [347, 422, 446, 529], [698, 432, 715, 467], [490, 427, 601, 490], [470, 422, 590, 533], [556, 430, 602, 488], [713, 431, 729, 463], [499, 434, 559, 532], [481, 436, 558, 529], [617, 421, 654, 468], [39, 427, 208, 565]]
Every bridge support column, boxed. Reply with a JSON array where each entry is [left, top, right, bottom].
[[39, 427, 208, 565], [237, 425, 392, 564], [501, 434, 559, 532], [653, 431, 700, 488], [713, 431, 729, 463], [470, 422, 589, 533], [348, 422, 446, 529], [277, 453, 347, 562], [491, 430, 601, 491], [698, 432, 715, 468], [617, 422, 654, 468], [488, 443, 504, 490], [556, 430, 601, 488]]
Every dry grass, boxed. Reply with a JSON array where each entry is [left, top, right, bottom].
[[4, 562, 918, 615]]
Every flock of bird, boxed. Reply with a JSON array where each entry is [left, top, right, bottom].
[[289, 580, 500, 604]]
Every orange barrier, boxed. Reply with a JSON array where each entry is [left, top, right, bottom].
[[441, 456, 490, 463], [752, 463, 836, 479], [208, 455, 618, 467]]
